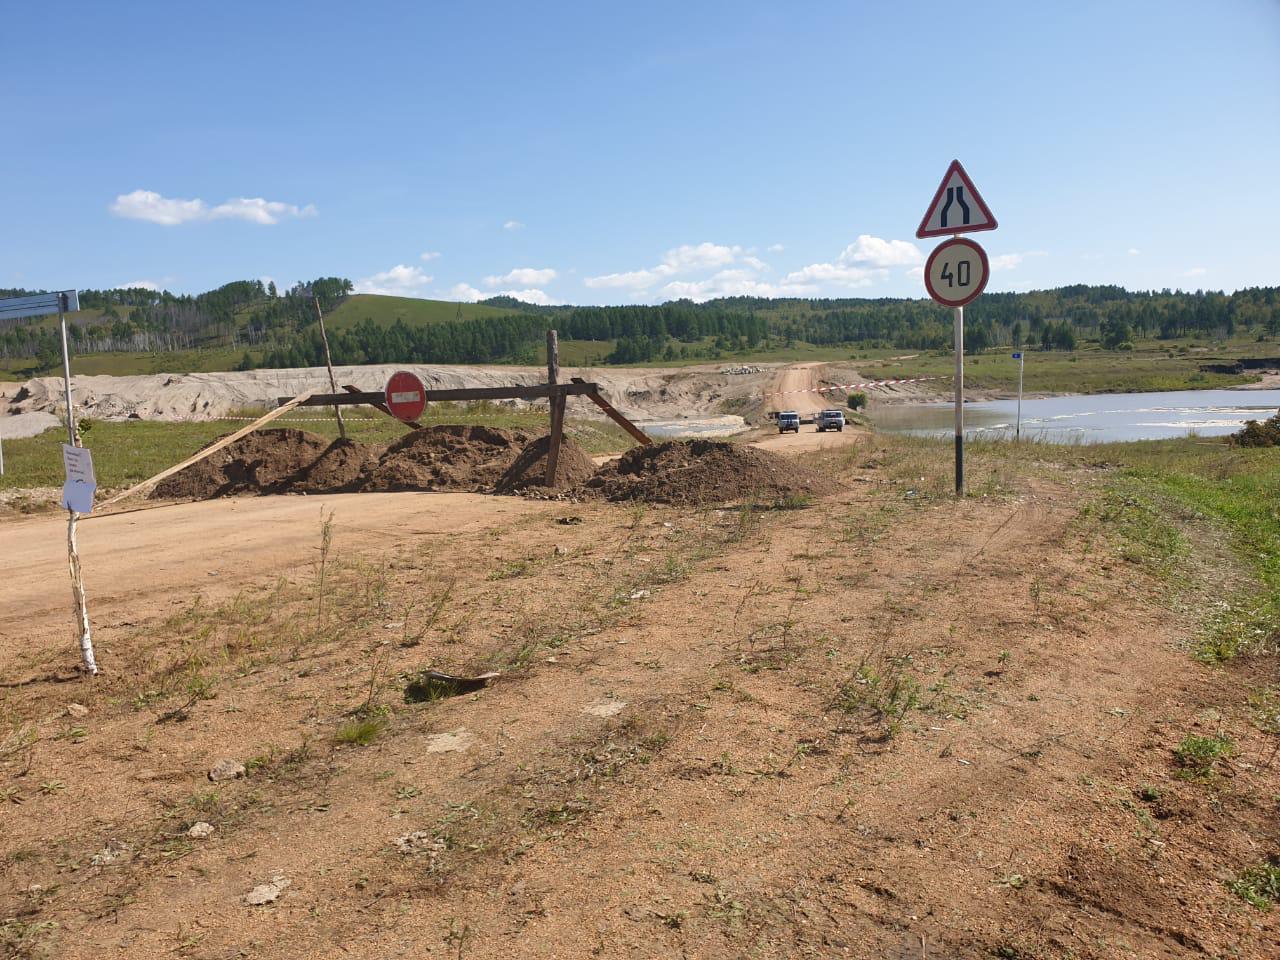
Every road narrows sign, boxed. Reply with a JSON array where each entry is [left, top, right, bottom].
[[916, 159, 998, 239], [385, 370, 427, 422], [924, 237, 990, 308]]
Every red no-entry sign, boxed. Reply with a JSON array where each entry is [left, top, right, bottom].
[[385, 370, 427, 422]]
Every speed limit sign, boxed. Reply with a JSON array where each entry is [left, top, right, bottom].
[[924, 237, 989, 308]]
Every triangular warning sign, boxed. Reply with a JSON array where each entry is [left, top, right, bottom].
[[916, 160, 998, 239]]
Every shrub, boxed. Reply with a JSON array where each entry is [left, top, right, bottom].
[[847, 391, 867, 411]]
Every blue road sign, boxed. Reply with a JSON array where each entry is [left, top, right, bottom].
[[1012, 352, 1023, 359]]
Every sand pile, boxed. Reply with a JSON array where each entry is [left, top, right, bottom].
[[494, 435, 597, 494], [152, 429, 332, 500], [291, 438, 379, 494], [583, 439, 840, 506], [361, 425, 535, 492]]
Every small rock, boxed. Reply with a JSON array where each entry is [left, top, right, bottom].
[[208, 759, 246, 782], [393, 832, 447, 859], [66, 702, 89, 718], [187, 822, 215, 839], [244, 876, 289, 906], [424, 729, 474, 754], [90, 841, 130, 866], [584, 699, 627, 718], [628, 589, 650, 601]]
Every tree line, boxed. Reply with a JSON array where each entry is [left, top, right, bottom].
[[4, 279, 1280, 372]]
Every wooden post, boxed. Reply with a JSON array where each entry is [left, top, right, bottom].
[[312, 294, 347, 440], [545, 330, 565, 485], [58, 293, 97, 675]]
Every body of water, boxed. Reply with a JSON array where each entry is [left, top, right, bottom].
[[638, 414, 748, 439], [873, 389, 1280, 443]]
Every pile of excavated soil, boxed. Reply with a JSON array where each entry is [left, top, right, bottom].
[[495, 434, 597, 493], [151, 429, 332, 500], [360, 425, 535, 493], [582, 439, 840, 505], [291, 438, 379, 494]]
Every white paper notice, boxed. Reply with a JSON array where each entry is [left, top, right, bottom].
[[61, 444, 97, 514]]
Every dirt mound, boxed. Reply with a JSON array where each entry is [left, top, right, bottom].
[[290, 438, 379, 494], [361, 425, 535, 492], [1231, 408, 1280, 447], [495, 435, 597, 494], [151, 429, 332, 500], [583, 439, 840, 505]]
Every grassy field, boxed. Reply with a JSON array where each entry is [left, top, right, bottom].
[[0, 403, 631, 493], [853, 337, 1264, 393]]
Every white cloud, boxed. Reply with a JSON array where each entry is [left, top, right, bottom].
[[839, 235, 924, 268], [483, 267, 558, 287], [741, 255, 769, 272], [119, 279, 161, 291], [209, 197, 317, 225], [661, 269, 817, 302], [1127, 248, 1141, 256], [584, 269, 660, 290], [990, 250, 1047, 272], [353, 264, 434, 297], [782, 262, 883, 288], [658, 242, 740, 274], [494, 288, 556, 305], [110, 189, 316, 226], [1186, 266, 1207, 278], [449, 283, 484, 302], [906, 266, 925, 282], [110, 190, 207, 225], [503, 219, 525, 231], [420, 251, 441, 261], [585, 242, 748, 292], [767, 243, 785, 253]]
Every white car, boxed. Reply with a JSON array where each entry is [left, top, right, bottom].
[[815, 409, 845, 432]]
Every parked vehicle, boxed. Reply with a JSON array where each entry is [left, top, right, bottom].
[[816, 409, 845, 432], [777, 411, 801, 434]]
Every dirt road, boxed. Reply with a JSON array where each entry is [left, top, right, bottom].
[[0, 493, 554, 653], [766, 360, 831, 415], [1, 445, 1277, 959]]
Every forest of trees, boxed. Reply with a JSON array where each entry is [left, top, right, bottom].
[[3, 279, 1279, 372]]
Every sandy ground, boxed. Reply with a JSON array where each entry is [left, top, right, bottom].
[[1, 434, 1277, 959]]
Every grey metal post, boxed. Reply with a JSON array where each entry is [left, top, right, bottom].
[[954, 304, 964, 496], [1016, 351, 1024, 441], [58, 293, 97, 675]]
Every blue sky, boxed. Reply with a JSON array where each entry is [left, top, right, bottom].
[[3, 0, 1277, 304]]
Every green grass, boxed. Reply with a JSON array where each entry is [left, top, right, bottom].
[[323, 295, 523, 331], [334, 716, 387, 746], [0, 403, 630, 492], [1174, 733, 1234, 778], [1228, 861, 1280, 910]]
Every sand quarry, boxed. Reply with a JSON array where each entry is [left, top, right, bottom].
[[1, 367, 1278, 959]]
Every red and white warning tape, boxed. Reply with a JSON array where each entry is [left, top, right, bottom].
[[767, 375, 950, 398]]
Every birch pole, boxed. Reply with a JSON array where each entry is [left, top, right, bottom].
[[312, 293, 346, 440], [58, 294, 97, 675]]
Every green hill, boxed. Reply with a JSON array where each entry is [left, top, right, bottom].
[[323, 294, 527, 330]]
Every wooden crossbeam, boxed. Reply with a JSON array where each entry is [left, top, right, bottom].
[[571, 378, 652, 446], [281, 381, 597, 407]]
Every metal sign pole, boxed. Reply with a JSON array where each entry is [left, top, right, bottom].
[[1016, 351, 1024, 441], [58, 294, 97, 675], [954, 304, 964, 496]]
